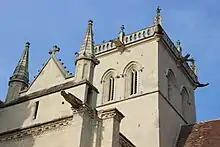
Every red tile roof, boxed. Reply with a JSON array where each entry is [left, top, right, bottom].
[[176, 119, 220, 147]]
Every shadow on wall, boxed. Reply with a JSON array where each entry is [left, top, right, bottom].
[[0, 100, 36, 147]]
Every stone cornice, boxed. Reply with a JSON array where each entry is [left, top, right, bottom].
[[0, 116, 73, 142], [1, 79, 99, 109], [98, 108, 124, 122]]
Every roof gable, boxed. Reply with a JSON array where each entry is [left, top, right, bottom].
[[26, 55, 73, 94]]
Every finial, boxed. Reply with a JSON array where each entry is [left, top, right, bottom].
[[118, 24, 125, 43], [177, 40, 181, 47], [49, 45, 60, 55], [156, 6, 161, 16], [190, 58, 196, 73], [176, 40, 182, 55], [25, 41, 30, 48], [154, 6, 162, 25], [120, 25, 125, 32], [88, 20, 93, 25]]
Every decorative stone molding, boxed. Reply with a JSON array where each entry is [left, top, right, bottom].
[[98, 108, 124, 122], [0, 116, 73, 142], [94, 23, 198, 84]]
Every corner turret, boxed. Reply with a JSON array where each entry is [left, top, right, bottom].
[[6, 42, 30, 103], [75, 20, 99, 83]]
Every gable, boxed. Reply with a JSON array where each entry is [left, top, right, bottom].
[[26, 57, 68, 94]]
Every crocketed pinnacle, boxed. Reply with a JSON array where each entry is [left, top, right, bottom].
[[154, 6, 162, 25], [10, 42, 30, 85], [79, 20, 95, 55]]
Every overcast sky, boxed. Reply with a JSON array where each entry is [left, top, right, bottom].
[[0, 0, 219, 122]]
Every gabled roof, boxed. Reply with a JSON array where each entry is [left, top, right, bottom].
[[22, 54, 74, 93], [176, 119, 220, 147]]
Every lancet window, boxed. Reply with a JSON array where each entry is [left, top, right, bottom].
[[181, 87, 190, 118], [101, 69, 116, 103], [124, 61, 141, 97], [167, 69, 176, 101]]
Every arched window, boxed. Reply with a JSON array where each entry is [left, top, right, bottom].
[[166, 69, 176, 101], [101, 69, 116, 103], [130, 69, 138, 95], [123, 61, 141, 97], [108, 76, 115, 101], [181, 87, 190, 118]]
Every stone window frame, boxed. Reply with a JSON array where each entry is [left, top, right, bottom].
[[101, 69, 117, 104], [123, 61, 141, 98], [165, 69, 177, 101], [180, 86, 190, 118]]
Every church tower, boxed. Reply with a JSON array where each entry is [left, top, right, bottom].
[[92, 7, 206, 147], [6, 42, 30, 103], [75, 20, 99, 83]]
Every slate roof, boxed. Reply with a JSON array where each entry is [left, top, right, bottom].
[[176, 119, 220, 147]]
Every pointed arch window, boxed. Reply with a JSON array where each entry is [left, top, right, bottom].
[[130, 69, 138, 95], [181, 87, 190, 118], [108, 76, 115, 101], [167, 69, 176, 101], [123, 61, 141, 97], [101, 70, 116, 103]]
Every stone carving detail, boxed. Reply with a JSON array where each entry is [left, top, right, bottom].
[[60, 90, 83, 109], [99, 108, 124, 122], [0, 116, 72, 142]]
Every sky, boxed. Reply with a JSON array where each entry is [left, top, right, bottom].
[[0, 0, 219, 122]]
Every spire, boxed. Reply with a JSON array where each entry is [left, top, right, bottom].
[[75, 20, 99, 83], [154, 6, 162, 25], [79, 20, 95, 56], [75, 20, 99, 65], [6, 42, 30, 103], [11, 42, 30, 85]]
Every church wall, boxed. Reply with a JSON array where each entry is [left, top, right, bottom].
[[94, 38, 160, 147], [158, 93, 185, 147], [94, 39, 159, 106], [158, 40, 196, 124], [96, 92, 160, 147], [0, 84, 87, 134], [158, 40, 196, 147], [0, 123, 80, 147]]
